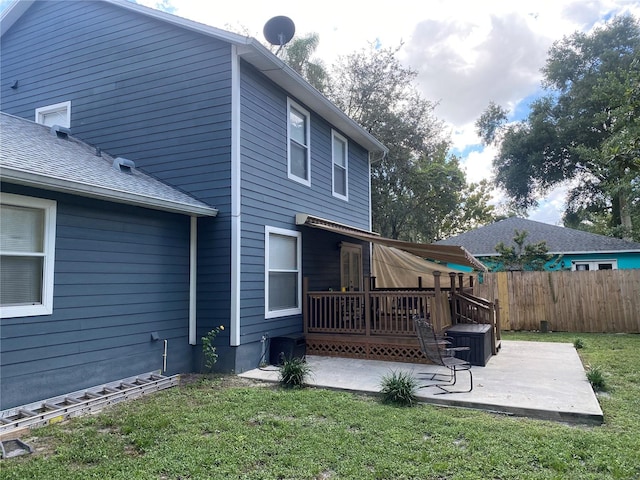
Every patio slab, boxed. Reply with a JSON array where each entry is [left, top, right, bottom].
[[239, 340, 604, 425]]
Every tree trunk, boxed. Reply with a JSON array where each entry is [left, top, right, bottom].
[[619, 193, 633, 241]]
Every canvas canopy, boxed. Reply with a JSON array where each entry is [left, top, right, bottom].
[[372, 244, 472, 289], [295, 213, 487, 272]]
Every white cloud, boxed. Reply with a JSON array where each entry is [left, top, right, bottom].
[[462, 145, 496, 184], [528, 186, 569, 225], [406, 13, 548, 126]]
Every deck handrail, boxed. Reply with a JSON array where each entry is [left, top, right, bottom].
[[303, 275, 453, 340]]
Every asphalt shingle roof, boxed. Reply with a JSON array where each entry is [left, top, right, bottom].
[[435, 217, 640, 256], [0, 113, 217, 216]]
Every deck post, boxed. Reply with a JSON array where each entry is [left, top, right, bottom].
[[494, 297, 502, 344], [489, 297, 497, 354], [457, 273, 464, 292], [449, 272, 458, 324], [433, 271, 442, 331], [364, 276, 371, 339], [303, 277, 309, 335]]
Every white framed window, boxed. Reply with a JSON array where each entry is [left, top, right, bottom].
[[287, 98, 311, 186], [35, 101, 71, 128], [0, 193, 57, 318], [332, 129, 348, 200], [572, 260, 617, 271], [265, 226, 302, 318]]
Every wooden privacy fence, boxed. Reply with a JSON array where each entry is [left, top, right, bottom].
[[474, 270, 640, 333]]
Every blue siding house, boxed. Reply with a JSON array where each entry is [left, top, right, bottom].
[[436, 217, 640, 271], [0, 0, 387, 409]]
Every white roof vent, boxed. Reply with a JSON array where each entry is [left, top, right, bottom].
[[113, 157, 135, 174]]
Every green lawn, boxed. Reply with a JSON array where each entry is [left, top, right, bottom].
[[1, 332, 639, 479]]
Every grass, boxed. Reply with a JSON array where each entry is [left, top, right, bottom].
[[1, 332, 639, 479]]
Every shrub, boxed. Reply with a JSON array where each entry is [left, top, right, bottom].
[[202, 326, 224, 372], [279, 357, 311, 388], [380, 370, 419, 407], [573, 338, 585, 349], [586, 364, 607, 391]]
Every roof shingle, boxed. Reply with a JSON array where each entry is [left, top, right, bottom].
[[435, 217, 640, 255], [0, 113, 217, 216]]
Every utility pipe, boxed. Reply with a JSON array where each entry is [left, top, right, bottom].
[[163, 339, 168, 372]]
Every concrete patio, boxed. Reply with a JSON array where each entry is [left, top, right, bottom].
[[239, 340, 604, 425]]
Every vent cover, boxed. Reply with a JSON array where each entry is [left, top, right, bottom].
[[50, 125, 71, 139], [113, 157, 135, 174]]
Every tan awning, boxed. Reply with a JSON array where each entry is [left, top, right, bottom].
[[295, 213, 487, 271], [372, 244, 473, 288]]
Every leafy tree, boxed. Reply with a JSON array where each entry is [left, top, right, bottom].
[[476, 101, 508, 146], [486, 230, 562, 272], [441, 179, 497, 238], [280, 33, 328, 92], [478, 15, 640, 241], [326, 44, 494, 241]]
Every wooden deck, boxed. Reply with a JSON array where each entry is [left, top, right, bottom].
[[303, 273, 500, 363]]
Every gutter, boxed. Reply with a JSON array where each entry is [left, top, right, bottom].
[[1, 168, 218, 217]]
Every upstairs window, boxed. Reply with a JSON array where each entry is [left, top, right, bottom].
[[287, 99, 310, 186], [332, 130, 348, 200], [265, 226, 302, 318], [0, 193, 57, 318], [35, 101, 71, 128]]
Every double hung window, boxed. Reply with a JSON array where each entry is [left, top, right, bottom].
[[287, 99, 311, 186], [332, 130, 348, 200], [0, 193, 57, 318], [265, 226, 302, 318]]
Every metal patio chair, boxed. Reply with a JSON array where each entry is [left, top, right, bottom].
[[413, 316, 473, 394]]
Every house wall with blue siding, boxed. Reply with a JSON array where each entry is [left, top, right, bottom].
[[0, 184, 193, 410], [234, 62, 372, 369], [1, 0, 376, 376], [0, 0, 233, 344], [559, 252, 640, 270]]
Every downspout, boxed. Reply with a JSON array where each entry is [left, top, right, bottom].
[[230, 44, 242, 346], [189, 216, 197, 345]]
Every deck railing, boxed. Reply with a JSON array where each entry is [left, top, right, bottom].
[[303, 272, 499, 362], [451, 291, 501, 354]]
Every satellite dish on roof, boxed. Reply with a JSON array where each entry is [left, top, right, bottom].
[[263, 16, 295, 54]]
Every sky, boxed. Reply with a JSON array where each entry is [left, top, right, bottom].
[[3, 0, 638, 225]]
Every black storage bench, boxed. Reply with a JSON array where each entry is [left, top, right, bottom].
[[445, 324, 492, 366]]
